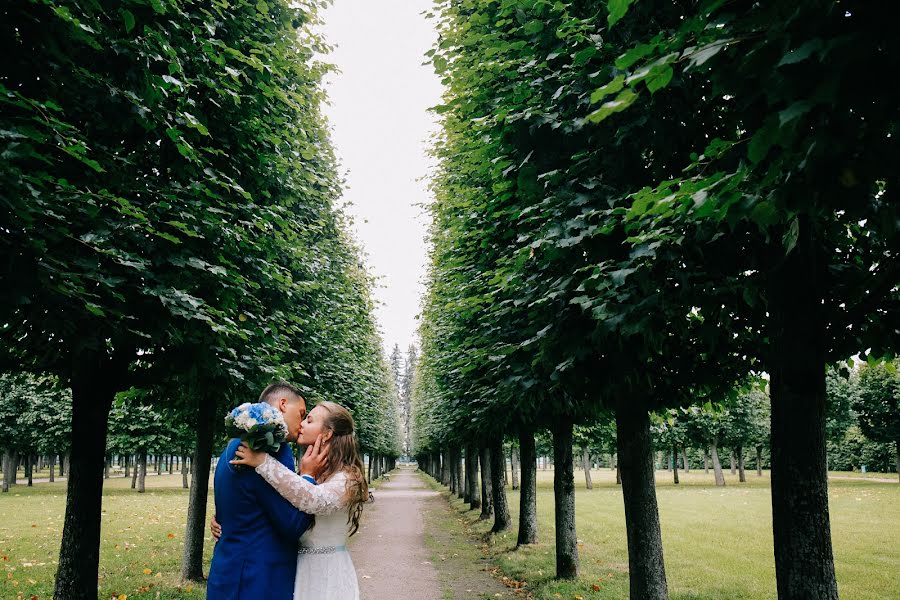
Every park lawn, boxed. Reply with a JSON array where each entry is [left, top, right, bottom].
[[0, 474, 214, 600], [441, 468, 900, 600]]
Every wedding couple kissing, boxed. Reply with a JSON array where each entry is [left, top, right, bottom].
[[207, 382, 369, 600]]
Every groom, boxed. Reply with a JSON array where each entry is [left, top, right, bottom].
[[207, 382, 328, 600]]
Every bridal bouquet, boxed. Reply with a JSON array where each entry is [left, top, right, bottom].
[[225, 402, 288, 470]]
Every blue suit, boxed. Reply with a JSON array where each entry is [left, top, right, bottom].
[[207, 439, 314, 600]]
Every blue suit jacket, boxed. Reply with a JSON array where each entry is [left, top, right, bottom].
[[207, 439, 314, 600]]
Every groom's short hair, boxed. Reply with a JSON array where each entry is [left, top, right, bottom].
[[259, 381, 304, 405]]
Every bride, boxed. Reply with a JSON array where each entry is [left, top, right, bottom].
[[231, 401, 369, 600]]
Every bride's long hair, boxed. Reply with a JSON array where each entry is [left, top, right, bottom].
[[314, 401, 369, 536]]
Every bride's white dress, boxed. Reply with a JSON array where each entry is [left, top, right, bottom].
[[256, 455, 359, 600]]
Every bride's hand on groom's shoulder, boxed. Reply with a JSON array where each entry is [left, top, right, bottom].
[[300, 434, 329, 481], [230, 442, 267, 468]]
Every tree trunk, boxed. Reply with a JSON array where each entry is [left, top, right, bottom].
[[768, 214, 838, 600], [123, 454, 130, 478], [757, 446, 763, 477], [510, 446, 520, 490], [463, 447, 472, 504], [26, 453, 33, 486], [367, 454, 373, 483], [682, 448, 690, 473], [138, 450, 147, 493], [672, 445, 679, 485], [478, 446, 492, 520], [703, 450, 709, 473], [131, 454, 139, 489], [616, 403, 668, 600], [103, 455, 109, 480], [737, 445, 746, 483], [53, 363, 117, 600], [489, 438, 511, 532], [182, 396, 216, 581], [1, 452, 10, 492], [455, 448, 464, 499], [169, 454, 174, 475], [448, 448, 457, 495], [730, 451, 736, 475], [616, 463, 621, 485], [710, 441, 726, 486], [440, 448, 450, 486], [552, 418, 579, 579], [182, 454, 189, 489], [49, 454, 56, 483], [466, 444, 480, 510], [517, 429, 538, 546], [582, 447, 593, 490]]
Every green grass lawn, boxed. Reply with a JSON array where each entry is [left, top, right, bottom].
[[4, 468, 897, 599], [440, 468, 900, 600], [0, 474, 213, 600]]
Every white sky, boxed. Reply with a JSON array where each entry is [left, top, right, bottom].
[[319, 0, 442, 356]]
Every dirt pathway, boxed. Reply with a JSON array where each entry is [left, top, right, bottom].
[[351, 466, 513, 600], [350, 466, 444, 600]]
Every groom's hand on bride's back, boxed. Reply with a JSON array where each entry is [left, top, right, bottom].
[[300, 434, 329, 481], [210, 515, 222, 541]]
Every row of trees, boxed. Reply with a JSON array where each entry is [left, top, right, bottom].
[[389, 343, 419, 457], [1, 0, 400, 597], [413, 2, 896, 600]]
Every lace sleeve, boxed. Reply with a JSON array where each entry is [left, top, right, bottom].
[[255, 454, 348, 515]]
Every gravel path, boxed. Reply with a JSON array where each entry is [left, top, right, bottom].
[[350, 466, 444, 600]]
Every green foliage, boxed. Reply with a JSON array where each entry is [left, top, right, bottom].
[[853, 361, 900, 447], [0, 373, 72, 456], [721, 390, 770, 451], [826, 366, 858, 441], [574, 417, 617, 455], [107, 389, 173, 455], [1, 0, 399, 448], [827, 425, 896, 473]]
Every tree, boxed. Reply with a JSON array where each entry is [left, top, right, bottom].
[[652, 411, 688, 485], [0, 374, 33, 491], [826, 366, 858, 443], [682, 404, 729, 487], [590, 3, 899, 596], [2, 0, 399, 594], [722, 390, 770, 483], [854, 362, 900, 481], [107, 390, 170, 493]]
